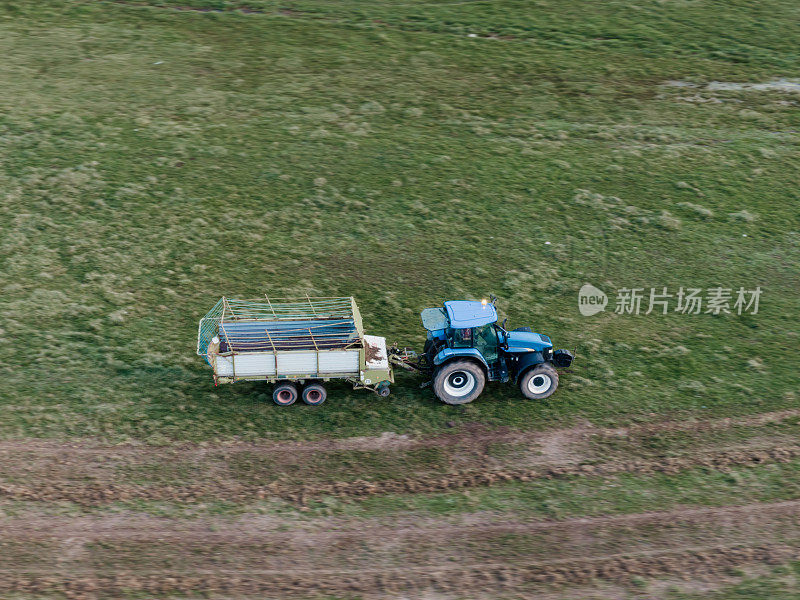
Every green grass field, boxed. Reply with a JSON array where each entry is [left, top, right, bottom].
[[1, 3, 799, 596], [2, 0, 798, 443]]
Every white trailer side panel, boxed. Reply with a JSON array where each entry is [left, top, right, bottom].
[[319, 350, 360, 373], [214, 353, 276, 377], [213, 350, 360, 378], [276, 352, 317, 374]]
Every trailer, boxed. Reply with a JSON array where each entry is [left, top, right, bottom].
[[197, 296, 393, 405]]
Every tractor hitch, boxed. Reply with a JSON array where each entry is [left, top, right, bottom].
[[388, 345, 424, 372]]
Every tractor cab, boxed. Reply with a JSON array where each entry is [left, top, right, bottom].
[[422, 299, 499, 354], [421, 300, 507, 379], [420, 299, 573, 405]]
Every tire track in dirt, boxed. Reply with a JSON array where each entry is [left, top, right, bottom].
[[1, 444, 799, 505], [6, 497, 800, 540], [1, 544, 795, 598], [3, 499, 800, 573], [0, 407, 797, 455], [2, 409, 799, 506], [5, 498, 800, 540], [278, 444, 800, 504]]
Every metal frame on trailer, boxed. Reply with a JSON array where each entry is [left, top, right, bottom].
[[197, 297, 360, 355], [196, 296, 392, 395]]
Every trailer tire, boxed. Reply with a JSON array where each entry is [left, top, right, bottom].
[[273, 382, 299, 406], [301, 383, 327, 406], [376, 384, 391, 397], [519, 364, 558, 400], [432, 360, 485, 405]]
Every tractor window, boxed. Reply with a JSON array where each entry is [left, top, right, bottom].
[[452, 328, 472, 348], [474, 324, 499, 363]]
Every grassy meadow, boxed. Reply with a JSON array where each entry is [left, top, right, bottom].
[[1, 0, 799, 442]]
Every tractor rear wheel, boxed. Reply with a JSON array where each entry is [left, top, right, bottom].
[[302, 383, 327, 406], [273, 382, 299, 406], [432, 360, 485, 405], [519, 364, 558, 400]]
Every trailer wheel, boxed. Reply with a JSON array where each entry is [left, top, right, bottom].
[[302, 383, 327, 406], [273, 382, 299, 406], [519, 364, 558, 400], [432, 360, 485, 405], [376, 384, 391, 397]]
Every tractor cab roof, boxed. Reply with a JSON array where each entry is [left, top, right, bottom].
[[444, 300, 498, 328]]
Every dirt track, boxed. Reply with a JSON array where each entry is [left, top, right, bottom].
[[1, 544, 796, 598], [2, 408, 799, 506], [5, 499, 800, 562], [3, 410, 800, 597], [1, 407, 797, 454], [2, 500, 800, 598], [1, 441, 798, 505], [8, 498, 800, 541]]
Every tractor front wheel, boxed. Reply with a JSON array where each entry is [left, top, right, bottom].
[[432, 360, 485, 405], [519, 364, 558, 400]]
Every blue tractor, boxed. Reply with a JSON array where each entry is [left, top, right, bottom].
[[417, 299, 573, 405]]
